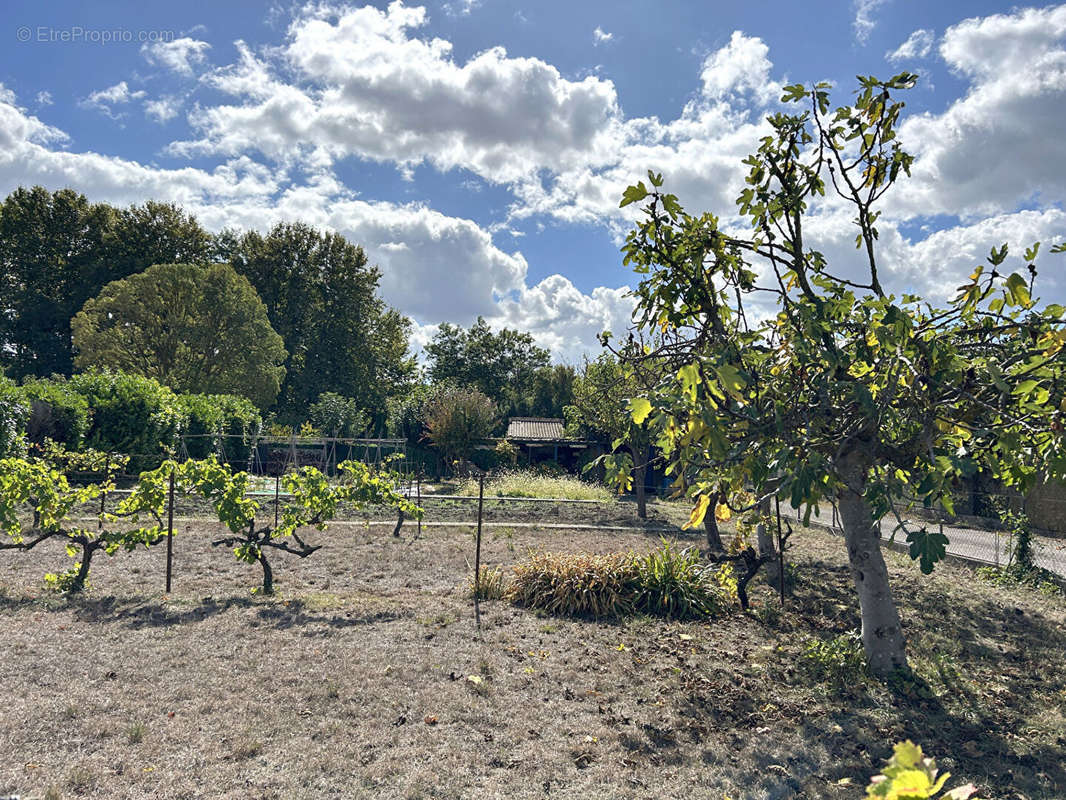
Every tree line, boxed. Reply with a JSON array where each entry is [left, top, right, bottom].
[[0, 185, 604, 455]]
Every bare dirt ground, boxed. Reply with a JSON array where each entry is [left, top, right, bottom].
[[0, 512, 1064, 800]]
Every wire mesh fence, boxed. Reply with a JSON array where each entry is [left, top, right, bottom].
[[784, 494, 1066, 580]]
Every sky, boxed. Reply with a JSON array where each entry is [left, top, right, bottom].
[[1, 1, 1065, 364]]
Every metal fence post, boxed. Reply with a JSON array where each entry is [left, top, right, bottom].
[[165, 466, 175, 593], [475, 473, 484, 591]]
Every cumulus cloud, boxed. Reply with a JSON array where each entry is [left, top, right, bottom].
[[142, 37, 212, 76], [172, 3, 622, 182], [80, 81, 146, 118], [886, 28, 934, 62], [144, 96, 182, 123], [892, 5, 1066, 219], [0, 83, 627, 361], [593, 27, 613, 45], [853, 0, 890, 44], [35, 91, 53, 107]]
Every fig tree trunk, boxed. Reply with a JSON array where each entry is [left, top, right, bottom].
[[703, 513, 723, 552], [756, 496, 779, 585], [631, 445, 647, 520], [836, 458, 908, 677]]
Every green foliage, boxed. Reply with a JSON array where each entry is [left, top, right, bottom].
[[633, 540, 730, 618], [0, 375, 29, 457], [423, 386, 497, 468], [975, 565, 1062, 596], [458, 469, 612, 501], [68, 371, 184, 467], [614, 74, 1066, 672], [71, 262, 287, 408], [386, 383, 432, 442], [425, 317, 562, 422], [309, 392, 369, 438], [132, 456, 422, 593], [507, 544, 730, 620], [227, 222, 415, 423], [800, 632, 868, 690], [0, 455, 167, 593], [494, 438, 519, 466], [0, 187, 212, 378], [20, 377, 91, 448], [178, 393, 262, 463], [866, 740, 979, 799]]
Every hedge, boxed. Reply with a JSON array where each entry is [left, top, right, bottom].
[[20, 377, 91, 449], [0, 375, 29, 457], [68, 371, 184, 468]]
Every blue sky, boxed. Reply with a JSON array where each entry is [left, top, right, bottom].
[[2, 1, 1065, 361]]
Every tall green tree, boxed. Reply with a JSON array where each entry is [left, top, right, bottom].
[[425, 317, 551, 421], [0, 187, 213, 378], [613, 74, 1066, 675], [72, 262, 287, 407], [528, 364, 577, 419], [565, 353, 655, 518], [0, 187, 114, 377], [228, 223, 414, 424]]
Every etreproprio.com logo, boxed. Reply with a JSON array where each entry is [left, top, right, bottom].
[[16, 26, 175, 44]]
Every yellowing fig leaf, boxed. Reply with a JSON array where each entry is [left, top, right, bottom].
[[683, 494, 711, 530], [629, 397, 653, 424]]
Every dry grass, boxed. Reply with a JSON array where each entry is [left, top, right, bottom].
[[0, 512, 1064, 799], [458, 470, 614, 501]]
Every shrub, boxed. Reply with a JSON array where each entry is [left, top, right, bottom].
[[178, 393, 262, 464], [20, 377, 90, 448], [423, 386, 496, 468], [68, 371, 184, 468], [0, 376, 29, 457], [508, 551, 641, 618], [468, 565, 507, 600], [309, 392, 368, 438]]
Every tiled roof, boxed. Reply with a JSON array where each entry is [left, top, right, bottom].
[[506, 417, 566, 441]]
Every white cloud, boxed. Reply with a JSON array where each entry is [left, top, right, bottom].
[[593, 27, 613, 45], [142, 37, 212, 76], [443, 0, 479, 16], [854, 0, 889, 44], [80, 81, 146, 113], [144, 96, 182, 123], [172, 3, 623, 182], [892, 5, 1066, 219], [0, 82, 626, 362], [35, 91, 53, 107], [886, 28, 934, 62], [699, 30, 777, 102]]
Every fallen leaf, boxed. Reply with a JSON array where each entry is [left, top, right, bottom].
[[424, 715, 438, 725]]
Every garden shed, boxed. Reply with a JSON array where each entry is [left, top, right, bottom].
[[505, 417, 598, 471]]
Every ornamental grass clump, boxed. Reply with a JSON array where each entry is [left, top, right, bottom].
[[507, 543, 731, 620], [507, 551, 641, 618], [634, 540, 730, 619]]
